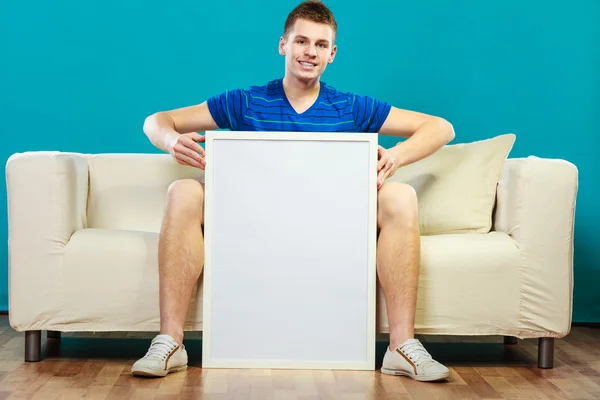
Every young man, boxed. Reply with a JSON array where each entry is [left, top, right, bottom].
[[133, 0, 455, 382]]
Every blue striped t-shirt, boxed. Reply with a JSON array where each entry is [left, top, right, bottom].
[[206, 78, 391, 133]]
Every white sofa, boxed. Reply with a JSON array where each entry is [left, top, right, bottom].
[[5, 140, 578, 368]]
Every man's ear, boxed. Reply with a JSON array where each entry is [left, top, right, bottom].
[[328, 44, 337, 64], [279, 36, 286, 56]]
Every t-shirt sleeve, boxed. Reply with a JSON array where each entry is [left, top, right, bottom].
[[206, 89, 246, 130], [352, 94, 392, 133]]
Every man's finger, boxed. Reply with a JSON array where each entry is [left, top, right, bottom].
[[181, 138, 206, 158], [188, 138, 206, 157], [378, 154, 387, 171], [177, 153, 204, 169], [183, 133, 206, 156], [377, 169, 385, 187], [379, 169, 387, 185], [379, 159, 394, 183], [386, 158, 394, 174], [178, 142, 201, 160], [178, 144, 205, 165]]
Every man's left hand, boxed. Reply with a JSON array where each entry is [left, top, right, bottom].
[[377, 146, 400, 190]]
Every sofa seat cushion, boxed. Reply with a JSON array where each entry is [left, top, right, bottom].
[[55, 229, 518, 335], [61, 228, 203, 331], [377, 231, 521, 335]]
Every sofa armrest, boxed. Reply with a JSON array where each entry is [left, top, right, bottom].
[[6, 151, 88, 330], [494, 156, 578, 338]]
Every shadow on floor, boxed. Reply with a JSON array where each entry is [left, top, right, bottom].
[[41, 336, 536, 369]]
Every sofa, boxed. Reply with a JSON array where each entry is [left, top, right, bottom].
[[5, 133, 579, 368]]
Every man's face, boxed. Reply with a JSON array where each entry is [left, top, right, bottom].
[[279, 19, 337, 82]]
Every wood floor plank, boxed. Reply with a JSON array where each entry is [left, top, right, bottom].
[[456, 371, 503, 399], [0, 317, 599, 399]]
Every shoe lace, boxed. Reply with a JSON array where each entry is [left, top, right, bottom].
[[144, 338, 175, 361], [401, 340, 433, 366]]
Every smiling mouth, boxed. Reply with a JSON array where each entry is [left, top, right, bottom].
[[298, 60, 317, 68]]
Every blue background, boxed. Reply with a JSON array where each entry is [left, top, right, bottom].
[[1, 1, 598, 320]]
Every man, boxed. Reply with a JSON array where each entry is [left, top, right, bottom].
[[133, 0, 455, 382]]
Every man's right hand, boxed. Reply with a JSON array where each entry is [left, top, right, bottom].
[[167, 132, 206, 170]]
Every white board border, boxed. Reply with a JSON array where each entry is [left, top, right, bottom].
[[202, 131, 378, 370]]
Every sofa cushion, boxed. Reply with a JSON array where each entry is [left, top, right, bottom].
[[388, 133, 516, 235], [87, 154, 204, 232], [32, 229, 519, 335], [377, 231, 520, 334], [61, 228, 203, 330]]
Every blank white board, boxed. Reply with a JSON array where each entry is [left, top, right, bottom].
[[202, 131, 378, 370]]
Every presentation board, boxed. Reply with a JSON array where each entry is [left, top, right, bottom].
[[202, 131, 378, 370]]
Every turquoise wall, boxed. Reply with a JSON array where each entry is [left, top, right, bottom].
[[1, 1, 598, 321]]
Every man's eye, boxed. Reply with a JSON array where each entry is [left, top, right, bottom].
[[297, 40, 305, 44]]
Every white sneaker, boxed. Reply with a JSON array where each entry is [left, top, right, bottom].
[[131, 334, 188, 377], [381, 338, 450, 381]]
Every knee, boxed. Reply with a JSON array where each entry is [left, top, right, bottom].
[[166, 179, 205, 212], [377, 182, 418, 222]]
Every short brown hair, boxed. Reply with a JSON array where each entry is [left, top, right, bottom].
[[284, 0, 337, 41]]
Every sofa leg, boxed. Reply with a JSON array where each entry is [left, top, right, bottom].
[[25, 331, 41, 362], [538, 338, 554, 369], [47, 330, 61, 339], [504, 336, 518, 345]]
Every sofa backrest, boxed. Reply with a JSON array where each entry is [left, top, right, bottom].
[[86, 153, 204, 232], [85, 133, 514, 234]]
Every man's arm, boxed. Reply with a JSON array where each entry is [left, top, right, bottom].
[[143, 101, 219, 153], [378, 106, 455, 168]]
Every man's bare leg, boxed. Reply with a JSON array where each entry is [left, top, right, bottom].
[[376, 181, 420, 351], [158, 179, 205, 346], [377, 181, 450, 381], [131, 178, 205, 377]]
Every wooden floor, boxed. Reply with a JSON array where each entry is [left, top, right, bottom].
[[0, 317, 599, 399]]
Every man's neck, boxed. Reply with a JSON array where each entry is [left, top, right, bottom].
[[282, 75, 320, 101]]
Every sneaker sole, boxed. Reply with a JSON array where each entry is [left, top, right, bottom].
[[381, 366, 450, 382], [132, 365, 188, 377]]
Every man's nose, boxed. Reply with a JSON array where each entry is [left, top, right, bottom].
[[305, 44, 317, 56]]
